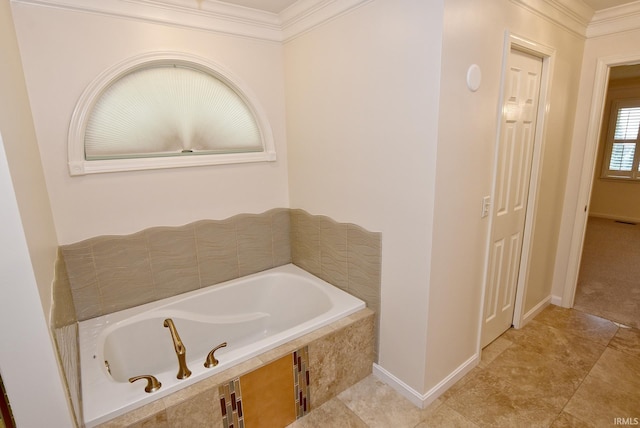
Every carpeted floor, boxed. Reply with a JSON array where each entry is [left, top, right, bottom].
[[575, 216, 640, 329]]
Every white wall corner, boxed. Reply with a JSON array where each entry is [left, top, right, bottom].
[[280, 0, 373, 42], [520, 295, 552, 326], [372, 354, 479, 410], [510, 0, 592, 37], [550, 294, 564, 306], [587, 1, 640, 38]]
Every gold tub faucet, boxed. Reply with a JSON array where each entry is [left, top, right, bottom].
[[204, 342, 228, 368], [129, 374, 161, 393], [163, 318, 192, 379]]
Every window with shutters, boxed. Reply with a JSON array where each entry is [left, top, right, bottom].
[[602, 99, 640, 180]]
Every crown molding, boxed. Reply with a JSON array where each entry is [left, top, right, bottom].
[[11, 0, 373, 43], [280, 0, 373, 42], [510, 0, 593, 38], [12, 0, 283, 40], [587, 1, 640, 38]]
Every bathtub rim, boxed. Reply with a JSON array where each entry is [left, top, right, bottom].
[[79, 263, 366, 427]]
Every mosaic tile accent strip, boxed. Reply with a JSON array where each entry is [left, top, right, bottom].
[[293, 346, 311, 418], [219, 378, 244, 428]]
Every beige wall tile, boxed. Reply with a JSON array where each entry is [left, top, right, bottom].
[[309, 309, 374, 407], [236, 214, 274, 276], [271, 208, 292, 266], [318, 216, 348, 291], [347, 224, 381, 313], [96, 399, 167, 428], [58, 208, 373, 326], [195, 219, 239, 287], [52, 248, 77, 328], [146, 226, 200, 299], [165, 386, 221, 428], [61, 241, 101, 320], [291, 210, 321, 275], [92, 233, 155, 315]]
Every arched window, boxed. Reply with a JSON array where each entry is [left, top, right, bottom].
[[68, 52, 275, 175]]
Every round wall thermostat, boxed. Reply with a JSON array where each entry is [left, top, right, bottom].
[[466, 64, 482, 92]]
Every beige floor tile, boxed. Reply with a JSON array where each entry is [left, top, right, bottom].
[[415, 404, 479, 428], [479, 336, 512, 368], [501, 320, 606, 372], [286, 398, 367, 428], [337, 376, 430, 428], [608, 325, 640, 358], [445, 370, 561, 427], [532, 305, 618, 345], [564, 374, 640, 426], [589, 347, 640, 391], [440, 367, 483, 402], [549, 411, 594, 428], [415, 404, 478, 428], [483, 344, 585, 409]]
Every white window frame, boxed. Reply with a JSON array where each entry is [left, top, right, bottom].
[[68, 52, 276, 176], [601, 98, 640, 181]]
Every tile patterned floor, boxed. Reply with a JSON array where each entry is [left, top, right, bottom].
[[289, 305, 640, 427]]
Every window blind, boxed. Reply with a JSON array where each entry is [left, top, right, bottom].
[[609, 107, 640, 172]]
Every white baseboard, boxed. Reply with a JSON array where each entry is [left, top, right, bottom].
[[521, 295, 551, 325], [588, 212, 640, 224], [550, 294, 563, 306], [372, 353, 479, 409]]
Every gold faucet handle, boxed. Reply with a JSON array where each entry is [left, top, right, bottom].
[[204, 342, 228, 368], [129, 375, 162, 393]]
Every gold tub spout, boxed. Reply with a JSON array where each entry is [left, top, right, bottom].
[[163, 318, 192, 379]]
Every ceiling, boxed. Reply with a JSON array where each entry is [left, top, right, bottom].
[[218, 0, 640, 14]]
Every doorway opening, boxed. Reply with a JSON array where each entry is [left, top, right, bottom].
[[561, 55, 640, 319], [573, 65, 640, 329]]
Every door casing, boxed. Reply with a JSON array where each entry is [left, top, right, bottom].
[[561, 54, 640, 307], [478, 32, 555, 350]]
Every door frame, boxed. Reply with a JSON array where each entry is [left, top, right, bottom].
[[479, 32, 555, 349], [561, 53, 640, 307]]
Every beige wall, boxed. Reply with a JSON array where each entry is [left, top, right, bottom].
[[0, 1, 59, 315], [285, 0, 442, 394], [428, 0, 585, 389], [589, 78, 640, 222], [286, 0, 586, 396], [0, 1, 74, 425], [11, 3, 290, 245]]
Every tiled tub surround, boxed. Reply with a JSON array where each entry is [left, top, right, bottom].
[[80, 264, 365, 426], [97, 308, 374, 427], [51, 209, 381, 427]]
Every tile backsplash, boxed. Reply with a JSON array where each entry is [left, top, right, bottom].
[[55, 208, 381, 324], [58, 208, 291, 321]]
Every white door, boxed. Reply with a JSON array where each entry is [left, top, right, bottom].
[[481, 48, 543, 348]]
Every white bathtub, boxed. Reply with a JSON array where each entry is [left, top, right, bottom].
[[79, 264, 365, 427]]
